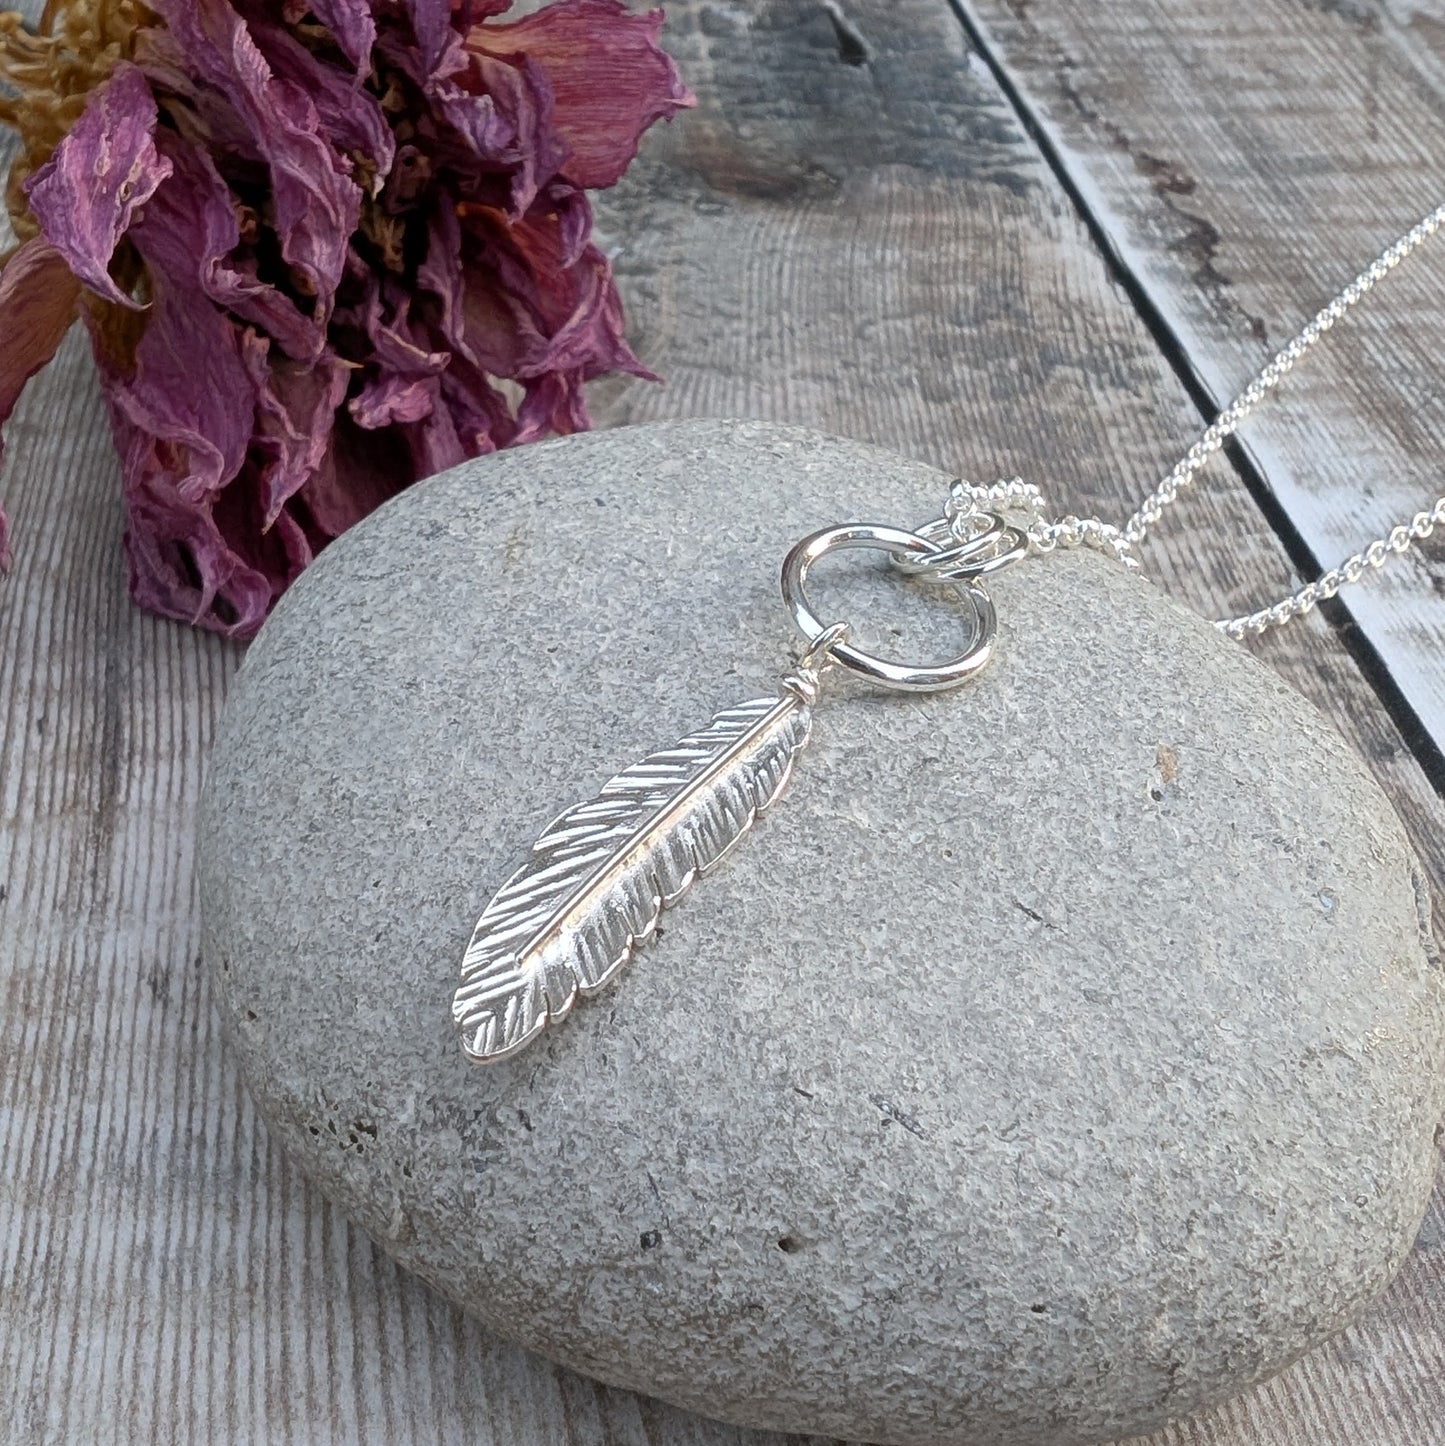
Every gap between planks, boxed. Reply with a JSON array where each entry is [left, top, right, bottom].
[[950, 0, 1445, 779]]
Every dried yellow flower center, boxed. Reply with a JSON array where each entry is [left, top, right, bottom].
[[0, 0, 143, 241]]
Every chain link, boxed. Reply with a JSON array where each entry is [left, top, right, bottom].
[[947, 477, 1135, 568], [951, 202, 1445, 640]]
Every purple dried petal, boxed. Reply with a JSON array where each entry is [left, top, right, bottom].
[[415, 203, 517, 449], [549, 175, 594, 268], [467, 0, 693, 188], [116, 455, 277, 636], [133, 27, 262, 160], [18, 0, 689, 636], [438, 350, 515, 453], [372, 20, 523, 194], [415, 199, 473, 361], [96, 306, 318, 637], [0, 239, 82, 564], [299, 412, 412, 541], [399, 0, 464, 81], [107, 285, 257, 510], [374, 8, 556, 224], [95, 150, 266, 630], [350, 372, 438, 429], [151, 0, 361, 308], [247, 18, 395, 189], [24, 63, 173, 308], [447, 50, 566, 217], [459, 187, 653, 385], [142, 133, 324, 362], [513, 368, 589, 443], [367, 278, 452, 376], [427, 72, 522, 190], [401, 389, 468, 475], [308, 0, 378, 71], [240, 328, 352, 524], [344, 275, 450, 428], [93, 303, 282, 640]]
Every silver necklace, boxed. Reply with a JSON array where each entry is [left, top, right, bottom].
[[452, 204, 1445, 1065]]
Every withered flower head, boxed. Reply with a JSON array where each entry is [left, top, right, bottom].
[[0, 0, 692, 636]]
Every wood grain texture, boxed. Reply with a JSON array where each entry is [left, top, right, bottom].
[[1, 1, 1443, 1442], [958, 0, 1445, 750]]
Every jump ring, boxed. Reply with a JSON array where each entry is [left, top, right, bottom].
[[890, 513, 1028, 579], [798, 619, 851, 674], [779, 523, 996, 693]]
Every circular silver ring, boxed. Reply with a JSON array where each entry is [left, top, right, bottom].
[[779, 523, 996, 692], [891, 514, 1029, 579]]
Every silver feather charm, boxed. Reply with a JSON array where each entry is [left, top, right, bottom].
[[452, 505, 1010, 1064], [453, 682, 815, 1063]]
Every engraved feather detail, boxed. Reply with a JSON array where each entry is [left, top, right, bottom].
[[453, 687, 815, 1063]]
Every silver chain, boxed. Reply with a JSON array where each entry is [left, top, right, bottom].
[[950, 201, 1445, 640]]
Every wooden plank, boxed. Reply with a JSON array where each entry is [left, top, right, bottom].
[[956, 0, 1445, 755], [1, 1, 1442, 1442], [923, 16, 1445, 1433]]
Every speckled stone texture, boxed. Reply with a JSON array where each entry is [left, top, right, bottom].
[[200, 420, 1445, 1446]]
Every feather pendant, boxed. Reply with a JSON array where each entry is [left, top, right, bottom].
[[453, 685, 815, 1063]]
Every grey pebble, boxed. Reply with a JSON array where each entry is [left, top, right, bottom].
[[201, 419, 1445, 1446]]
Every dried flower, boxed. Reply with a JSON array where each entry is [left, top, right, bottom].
[[0, 0, 691, 636]]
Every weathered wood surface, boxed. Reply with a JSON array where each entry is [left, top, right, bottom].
[[959, 0, 1445, 752], [1, 1, 1443, 1443]]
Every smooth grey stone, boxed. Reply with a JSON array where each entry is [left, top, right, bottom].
[[200, 419, 1445, 1446]]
